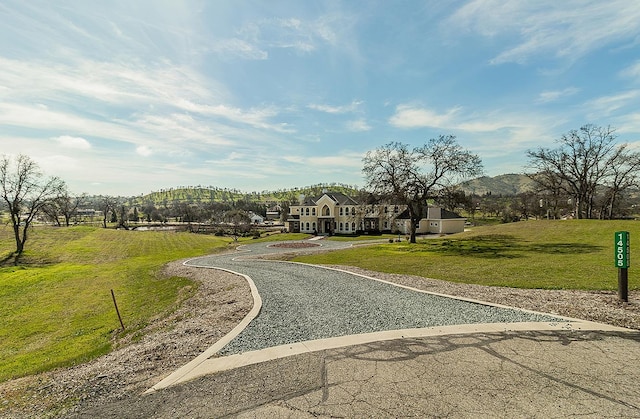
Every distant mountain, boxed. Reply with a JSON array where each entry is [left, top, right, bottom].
[[459, 174, 535, 196]]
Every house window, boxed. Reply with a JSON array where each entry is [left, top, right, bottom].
[[306, 222, 310, 230], [340, 222, 343, 231], [394, 206, 399, 213], [346, 223, 350, 231], [384, 221, 388, 229], [305, 208, 309, 216], [312, 222, 316, 232], [312, 208, 316, 216], [354, 222, 357, 231], [339, 207, 343, 216], [351, 207, 355, 215], [384, 206, 388, 213]]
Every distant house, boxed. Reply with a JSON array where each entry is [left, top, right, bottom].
[[248, 212, 264, 225], [287, 191, 466, 235], [265, 206, 281, 221]]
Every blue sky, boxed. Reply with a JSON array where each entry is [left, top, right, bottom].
[[2, 1, 640, 196]]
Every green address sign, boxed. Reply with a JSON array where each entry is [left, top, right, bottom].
[[614, 231, 630, 268]]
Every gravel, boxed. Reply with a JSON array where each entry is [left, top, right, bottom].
[[187, 242, 563, 355]]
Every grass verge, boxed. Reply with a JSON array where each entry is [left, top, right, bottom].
[[293, 220, 639, 290], [0, 225, 232, 382]]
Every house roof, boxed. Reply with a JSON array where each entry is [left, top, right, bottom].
[[438, 208, 464, 219], [396, 206, 464, 220], [301, 191, 360, 206]]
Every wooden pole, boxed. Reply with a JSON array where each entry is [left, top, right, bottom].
[[111, 289, 125, 330], [618, 268, 629, 303]]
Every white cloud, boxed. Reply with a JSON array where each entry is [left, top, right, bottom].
[[389, 104, 461, 129], [54, 135, 91, 150], [346, 119, 371, 132], [447, 1, 640, 65], [388, 103, 562, 154], [38, 155, 81, 173], [209, 38, 268, 60], [620, 60, 640, 81], [308, 100, 363, 114], [614, 112, 640, 133], [136, 145, 152, 157], [584, 90, 640, 117], [0, 54, 295, 159], [218, 13, 352, 60], [536, 87, 580, 103], [174, 99, 291, 132], [282, 152, 364, 171]]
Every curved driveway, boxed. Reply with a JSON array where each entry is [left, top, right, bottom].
[[185, 240, 562, 355], [148, 238, 633, 394]]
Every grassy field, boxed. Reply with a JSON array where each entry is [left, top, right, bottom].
[[295, 220, 639, 290], [0, 225, 239, 382]]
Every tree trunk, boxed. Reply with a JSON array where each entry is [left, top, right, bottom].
[[409, 218, 417, 243], [408, 202, 423, 244], [13, 223, 22, 254], [574, 197, 582, 219]]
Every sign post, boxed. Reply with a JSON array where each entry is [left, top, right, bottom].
[[614, 231, 629, 302]]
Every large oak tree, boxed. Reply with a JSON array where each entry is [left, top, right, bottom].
[[527, 125, 640, 219], [1, 154, 66, 256], [363, 136, 483, 243]]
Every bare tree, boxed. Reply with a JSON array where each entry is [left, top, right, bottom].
[[99, 195, 117, 228], [0, 154, 66, 255], [41, 190, 84, 226], [363, 136, 483, 243], [224, 209, 251, 241], [601, 144, 640, 219], [527, 125, 615, 218], [527, 125, 640, 219]]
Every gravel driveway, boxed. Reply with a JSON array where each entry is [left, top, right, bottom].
[[186, 240, 563, 355]]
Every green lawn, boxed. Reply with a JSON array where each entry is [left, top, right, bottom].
[[0, 225, 234, 382], [293, 220, 639, 290]]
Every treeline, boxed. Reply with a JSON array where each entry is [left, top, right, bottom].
[[34, 183, 364, 228], [128, 183, 361, 207]]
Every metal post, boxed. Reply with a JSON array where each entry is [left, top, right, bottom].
[[618, 268, 629, 303]]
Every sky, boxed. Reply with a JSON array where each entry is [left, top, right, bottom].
[[2, 0, 640, 196]]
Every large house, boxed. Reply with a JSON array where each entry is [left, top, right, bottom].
[[287, 191, 465, 235]]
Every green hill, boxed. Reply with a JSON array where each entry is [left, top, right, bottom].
[[129, 183, 363, 206]]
